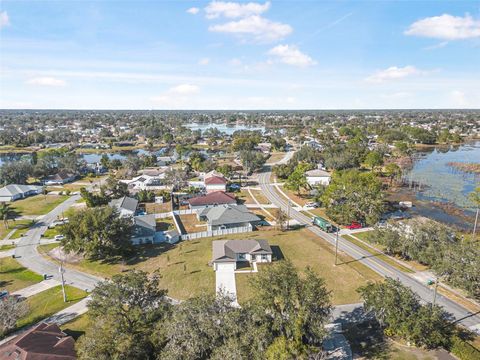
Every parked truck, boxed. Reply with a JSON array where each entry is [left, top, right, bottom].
[[312, 216, 334, 232]]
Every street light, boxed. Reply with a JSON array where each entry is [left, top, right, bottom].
[[59, 261, 67, 303], [334, 226, 339, 266]]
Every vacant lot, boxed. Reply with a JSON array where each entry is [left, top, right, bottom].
[[277, 185, 313, 206], [250, 190, 271, 205], [266, 152, 286, 164], [145, 202, 171, 214], [236, 190, 255, 204], [0, 257, 43, 292], [10, 194, 69, 216], [0, 219, 34, 240], [17, 285, 88, 329]]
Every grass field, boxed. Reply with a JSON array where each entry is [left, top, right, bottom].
[[46, 228, 382, 305], [278, 185, 313, 206], [17, 285, 88, 329], [236, 190, 255, 204], [0, 257, 43, 292], [38, 242, 60, 255], [250, 190, 271, 205], [42, 227, 61, 238], [0, 244, 15, 251], [10, 220, 35, 239], [266, 152, 286, 164], [0, 219, 35, 240], [10, 194, 69, 216]]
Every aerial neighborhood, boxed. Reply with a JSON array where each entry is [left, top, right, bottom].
[[1, 0, 480, 358]]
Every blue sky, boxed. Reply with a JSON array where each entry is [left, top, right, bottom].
[[0, 0, 479, 109]]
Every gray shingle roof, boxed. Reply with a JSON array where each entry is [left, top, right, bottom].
[[212, 239, 272, 262], [200, 205, 260, 226], [305, 169, 331, 177], [0, 184, 42, 197], [132, 214, 156, 238], [109, 196, 138, 213]]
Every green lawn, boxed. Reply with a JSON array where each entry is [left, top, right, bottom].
[[42, 227, 61, 238], [0, 219, 35, 240], [38, 243, 60, 255], [10, 220, 35, 239], [60, 313, 91, 340], [10, 195, 69, 216], [48, 228, 382, 305], [17, 285, 88, 329], [0, 257, 43, 292], [0, 244, 15, 251]]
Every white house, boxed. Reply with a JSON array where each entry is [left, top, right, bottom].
[[120, 174, 167, 190], [305, 169, 331, 186], [0, 184, 42, 202], [204, 175, 227, 193], [212, 239, 272, 271]]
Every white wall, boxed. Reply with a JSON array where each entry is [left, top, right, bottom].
[[306, 176, 330, 186]]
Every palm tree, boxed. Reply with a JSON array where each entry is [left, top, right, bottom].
[[0, 202, 14, 229]]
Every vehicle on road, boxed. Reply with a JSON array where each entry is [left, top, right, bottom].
[[305, 202, 319, 209], [312, 216, 334, 232], [54, 235, 65, 241], [346, 221, 363, 230]]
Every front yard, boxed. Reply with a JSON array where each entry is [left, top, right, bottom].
[[16, 285, 88, 329], [43, 228, 382, 305], [0, 257, 43, 292], [10, 194, 69, 216]]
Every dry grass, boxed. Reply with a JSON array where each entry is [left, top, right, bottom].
[[145, 202, 172, 214], [266, 152, 286, 164], [179, 214, 207, 233], [10, 195, 69, 216], [250, 190, 271, 205]]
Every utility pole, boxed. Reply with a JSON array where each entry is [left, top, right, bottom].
[[59, 261, 67, 303], [432, 278, 439, 306], [472, 207, 479, 241], [286, 199, 290, 230], [334, 227, 339, 266]]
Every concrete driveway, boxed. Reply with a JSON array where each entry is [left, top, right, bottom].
[[215, 264, 238, 305]]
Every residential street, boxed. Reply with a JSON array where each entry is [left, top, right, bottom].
[[14, 195, 103, 292], [258, 162, 480, 333]]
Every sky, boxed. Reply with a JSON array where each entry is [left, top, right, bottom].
[[0, 0, 479, 110]]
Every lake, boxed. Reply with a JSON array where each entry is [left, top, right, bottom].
[[185, 123, 265, 135], [404, 141, 480, 209]]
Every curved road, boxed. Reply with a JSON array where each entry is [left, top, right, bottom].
[[259, 165, 480, 333], [14, 195, 102, 291]]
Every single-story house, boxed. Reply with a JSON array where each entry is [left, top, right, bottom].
[[131, 214, 156, 245], [0, 184, 42, 202], [212, 239, 272, 271], [187, 191, 237, 209], [120, 174, 166, 190], [305, 169, 331, 186], [198, 204, 261, 231], [43, 170, 77, 185], [0, 322, 76, 360], [109, 196, 138, 217], [204, 175, 227, 193]]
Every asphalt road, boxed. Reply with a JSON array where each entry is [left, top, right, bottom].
[[14, 194, 102, 292], [258, 166, 480, 333]]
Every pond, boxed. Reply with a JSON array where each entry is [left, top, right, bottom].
[[403, 141, 479, 210], [185, 123, 265, 135]]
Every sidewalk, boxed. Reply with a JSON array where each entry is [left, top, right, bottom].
[[12, 279, 61, 298]]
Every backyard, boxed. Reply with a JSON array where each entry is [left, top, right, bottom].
[[0, 257, 43, 292], [10, 194, 69, 216], [178, 214, 207, 233]]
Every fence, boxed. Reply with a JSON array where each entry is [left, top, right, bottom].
[[154, 212, 173, 219], [181, 225, 253, 241]]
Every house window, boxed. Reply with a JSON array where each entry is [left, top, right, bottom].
[[261, 254, 268, 261], [238, 253, 246, 260]]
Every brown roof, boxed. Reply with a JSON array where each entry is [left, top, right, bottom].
[[188, 191, 236, 207], [204, 176, 227, 185], [0, 323, 76, 360]]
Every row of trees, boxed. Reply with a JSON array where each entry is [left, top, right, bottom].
[[369, 220, 480, 299], [76, 261, 332, 359]]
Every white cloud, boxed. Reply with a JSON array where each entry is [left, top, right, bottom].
[[209, 15, 292, 42], [450, 90, 469, 107], [268, 44, 316, 67], [198, 58, 210, 65], [186, 7, 200, 15], [205, 1, 270, 19], [0, 11, 10, 29], [169, 84, 199, 95], [366, 66, 422, 83], [405, 14, 480, 40], [26, 77, 67, 87]]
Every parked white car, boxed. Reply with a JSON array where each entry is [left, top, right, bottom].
[[54, 235, 65, 241]]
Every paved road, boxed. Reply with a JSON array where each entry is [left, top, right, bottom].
[[14, 195, 102, 292], [258, 166, 480, 333]]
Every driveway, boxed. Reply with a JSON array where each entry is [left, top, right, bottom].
[[215, 265, 238, 306]]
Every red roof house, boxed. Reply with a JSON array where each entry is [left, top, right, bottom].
[[188, 191, 237, 209]]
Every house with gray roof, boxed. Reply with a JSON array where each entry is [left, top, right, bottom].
[[198, 204, 261, 231], [212, 239, 272, 271], [131, 214, 156, 245], [0, 184, 42, 202], [109, 196, 138, 217]]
